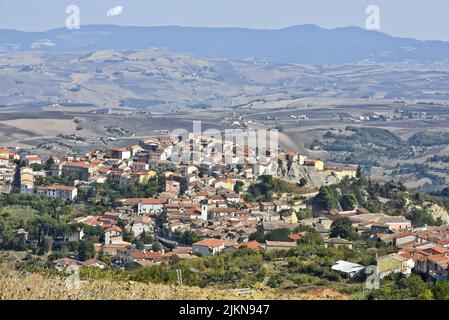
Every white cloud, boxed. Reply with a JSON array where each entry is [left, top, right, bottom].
[[107, 6, 124, 17]]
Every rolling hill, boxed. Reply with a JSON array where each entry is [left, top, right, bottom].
[[2, 24, 449, 65], [1, 50, 449, 108]]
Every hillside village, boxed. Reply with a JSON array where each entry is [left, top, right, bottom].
[[1, 132, 449, 299]]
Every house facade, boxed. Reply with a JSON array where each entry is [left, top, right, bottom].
[[192, 239, 225, 256], [35, 185, 78, 201]]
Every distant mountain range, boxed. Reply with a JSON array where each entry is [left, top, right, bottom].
[[2, 24, 449, 65]]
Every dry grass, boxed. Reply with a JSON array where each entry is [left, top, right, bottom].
[[0, 265, 317, 300]]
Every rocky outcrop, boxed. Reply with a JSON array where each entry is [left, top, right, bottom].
[[424, 202, 449, 224], [277, 159, 340, 188]]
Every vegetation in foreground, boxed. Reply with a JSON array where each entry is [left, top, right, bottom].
[[0, 263, 346, 300]]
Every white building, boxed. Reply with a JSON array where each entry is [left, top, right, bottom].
[[331, 260, 365, 279], [120, 198, 167, 215], [130, 216, 153, 237], [192, 239, 225, 256], [138, 199, 167, 215], [104, 226, 123, 245], [35, 185, 78, 201]]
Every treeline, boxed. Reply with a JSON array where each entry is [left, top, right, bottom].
[[408, 131, 449, 147], [312, 127, 413, 166], [428, 155, 449, 163], [370, 273, 449, 300], [0, 193, 104, 257], [315, 128, 449, 167], [75, 176, 166, 215]]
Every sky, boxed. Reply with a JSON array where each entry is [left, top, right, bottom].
[[0, 0, 449, 41]]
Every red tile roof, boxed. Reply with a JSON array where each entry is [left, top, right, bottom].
[[234, 241, 264, 250], [289, 232, 307, 241], [131, 252, 162, 261], [36, 185, 76, 191], [193, 239, 225, 248], [121, 198, 167, 205], [64, 162, 94, 169]]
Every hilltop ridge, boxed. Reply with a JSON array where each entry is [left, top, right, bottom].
[[2, 24, 449, 64]]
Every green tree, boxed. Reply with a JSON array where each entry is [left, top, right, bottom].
[[433, 280, 449, 300], [315, 186, 338, 211], [265, 228, 295, 242], [356, 165, 362, 178], [175, 230, 202, 245], [299, 232, 324, 245], [417, 289, 434, 300], [82, 224, 104, 241], [152, 240, 161, 252], [406, 209, 441, 227], [38, 236, 54, 255], [340, 194, 358, 211], [123, 229, 136, 243], [330, 217, 357, 240], [139, 230, 153, 245], [97, 249, 112, 264], [78, 239, 95, 261], [249, 231, 265, 243], [45, 157, 55, 170], [30, 163, 44, 171], [135, 240, 145, 250], [234, 181, 244, 194]]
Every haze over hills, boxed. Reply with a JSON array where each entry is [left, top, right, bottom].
[[2, 50, 449, 108], [1, 29, 449, 192], [2, 24, 449, 65]]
